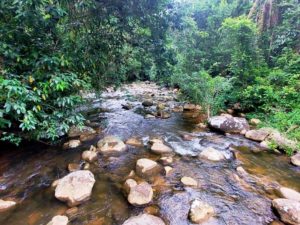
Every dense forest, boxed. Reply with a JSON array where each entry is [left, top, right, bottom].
[[0, 0, 299, 152]]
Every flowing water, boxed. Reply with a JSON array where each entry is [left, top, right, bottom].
[[1, 82, 299, 225]]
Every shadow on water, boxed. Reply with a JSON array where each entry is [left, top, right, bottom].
[[0, 82, 299, 225]]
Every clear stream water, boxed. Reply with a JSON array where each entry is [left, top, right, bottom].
[[0, 82, 299, 225]]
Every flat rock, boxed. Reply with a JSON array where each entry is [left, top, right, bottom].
[[245, 128, 270, 142], [291, 153, 300, 167], [126, 137, 143, 147], [136, 158, 161, 177], [279, 187, 300, 202], [208, 116, 249, 133], [81, 150, 97, 162], [122, 214, 165, 225], [198, 147, 225, 162], [181, 176, 198, 187], [97, 136, 127, 156], [151, 142, 173, 154], [55, 170, 95, 207], [189, 199, 214, 224], [0, 199, 16, 212], [47, 215, 68, 225], [272, 198, 300, 225], [68, 125, 96, 138], [128, 182, 153, 206]]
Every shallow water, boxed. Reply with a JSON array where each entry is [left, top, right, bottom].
[[0, 82, 299, 225]]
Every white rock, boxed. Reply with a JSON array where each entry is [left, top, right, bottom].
[[199, 147, 225, 162], [136, 158, 160, 177], [128, 182, 153, 206], [123, 214, 165, 225], [151, 142, 173, 154], [164, 166, 173, 176], [279, 187, 300, 202], [55, 170, 95, 207], [0, 199, 16, 212], [272, 198, 300, 225], [189, 199, 214, 223], [97, 136, 127, 155], [181, 177, 198, 187], [47, 215, 68, 225]]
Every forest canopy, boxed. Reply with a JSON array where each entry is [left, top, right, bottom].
[[0, 0, 299, 151]]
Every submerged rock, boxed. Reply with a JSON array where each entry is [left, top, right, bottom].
[[81, 150, 97, 163], [128, 182, 153, 206], [122, 214, 165, 225], [68, 125, 96, 138], [151, 142, 173, 155], [208, 116, 249, 133], [136, 158, 161, 177], [189, 199, 214, 224], [156, 110, 171, 119], [198, 147, 225, 162], [97, 136, 127, 156], [0, 199, 16, 212], [272, 198, 300, 225], [55, 170, 95, 207], [291, 153, 300, 167], [181, 176, 198, 187], [126, 137, 143, 147], [67, 163, 81, 172], [47, 215, 68, 225]]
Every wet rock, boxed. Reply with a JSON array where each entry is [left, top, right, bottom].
[[0, 199, 16, 212], [150, 142, 173, 154], [144, 205, 160, 215], [196, 123, 207, 129], [142, 99, 154, 107], [67, 163, 81, 172], [157, 110, 171, 119], [63, 140, 81, 149], [79, 133, 97, 142], [124, 179, 138, 194], [278, 187, 300, 202], [172, 106, 183, 112], [208, 116, 249, 133], [156, 103, 165, 110], [83, 163, 90, 170], [266, 129, 298, 152], [97, 136, 127, 156], [183, 103, 201, 111], [269, 221, 285, 225], [291, 153, 300, 167], [159, 156, 173, 165], [227, 109, 234, 114], [65, 207, 78, 216], [68, 126, 96, 138], [250, 118, 261, 125], [136, 158, 161, 177], [245, 128, 270, 142], [149, 137, 163, 144], [82, 151, 97, 163], [126, 137, 143, 147], [272, 198, 300, 225], [122, 103, 133, 110], [181, 177, 198, 187], [127, 170, 136, 178], [55, 170, 95, 207], [181, 134, 196, 141], [189, 199, 214, 224], [145, 114, 156, 119], [164, 166, 173, 176], [198, 147, 225, 162], [128, 182, 153, 206], [122, 214, 165, 225], [52, 179, 60, 188], [47, 215, 68, 225]]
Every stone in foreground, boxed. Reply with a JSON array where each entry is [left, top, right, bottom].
[[55, 170, 95, 207], [136, 158, 161, 177], [181, 176, 198, 187], [0, 199, 16, 213], [208, 116, 249, 133], [272, 198, 300, 225], [151, 142, 173, 154], [198, 147, 225, 162], [47, 215, 68, 225], [97, 136, 127, 155], [128, 182, 153, 206], [122, 214, 165, 225], [291, 153, 300, 167], [189, 199, 214, 224]]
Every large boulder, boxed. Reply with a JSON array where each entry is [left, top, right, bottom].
[[55, 170, 95, 207], [136, 158, 161, 177], [278, 187, 300, 202], [127, 182, 153, 206], [272, 198, 300, 225], [198, 147, 225, 162], [150, 142, 173, 155], [208, 116, 249, 133], [47, 215, 68, 225], [266, 129, 298, 152], [97, 136, 127, 156], [68, 126, 96, 138], [122, 214, 165, 225], [245, 128, 270, 142], [189, 199, 214, 224], [291, 153, 300, 167], [0, 199, 16, 212]]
